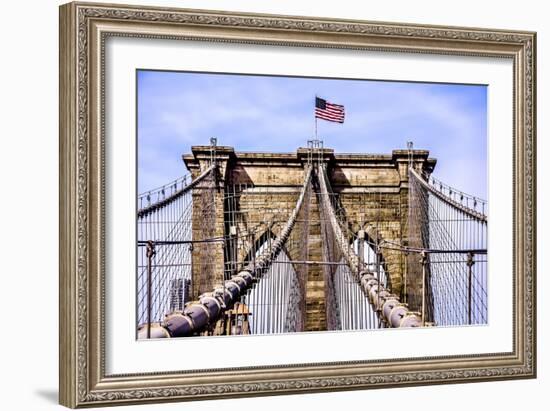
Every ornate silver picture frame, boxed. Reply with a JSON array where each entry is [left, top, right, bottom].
[[59, 1, 536, 407]]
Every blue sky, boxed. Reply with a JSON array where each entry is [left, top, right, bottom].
[[137, 70, 487, 199]]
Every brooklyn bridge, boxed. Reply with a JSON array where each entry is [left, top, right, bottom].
[[136, 140, 487, 338]]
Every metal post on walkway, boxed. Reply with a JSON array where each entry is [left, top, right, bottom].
[[467, 252, 474, 325], [403, 249, 408, 304], [146, 240, 156, 339], [420, 250, 427, 326], [358, 226, 365, 273], [250, 229, 256, 270], [376, 241, 382, 327]]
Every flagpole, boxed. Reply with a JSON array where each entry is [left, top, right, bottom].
[[314, 94, 318, 141], [315, 116, 318, 140]]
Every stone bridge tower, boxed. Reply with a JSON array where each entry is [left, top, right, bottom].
[[183, 145, 436, 331]]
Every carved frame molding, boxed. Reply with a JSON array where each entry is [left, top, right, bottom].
[[59, 2, 536, 407]]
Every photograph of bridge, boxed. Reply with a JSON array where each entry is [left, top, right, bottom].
[[135, 70, 488, 339]]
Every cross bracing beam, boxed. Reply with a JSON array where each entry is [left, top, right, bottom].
[[138, 166, 313, 338], [317, 164, 423, 328]]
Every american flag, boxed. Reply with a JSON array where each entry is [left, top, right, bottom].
[[315, 97, 345, 123]]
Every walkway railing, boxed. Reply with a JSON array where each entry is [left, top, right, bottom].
[[136, 163, 216, 333], [407, 166, 487, 325]]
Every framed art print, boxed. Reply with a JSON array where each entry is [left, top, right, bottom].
[[59, 2, 536, 407]]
